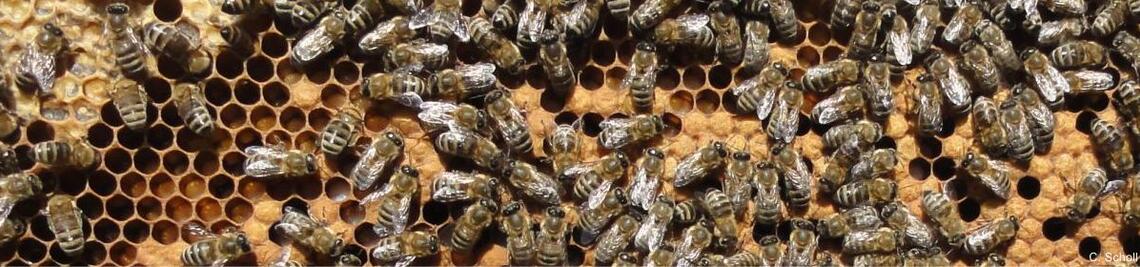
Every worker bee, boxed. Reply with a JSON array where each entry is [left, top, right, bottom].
[[653, 14, 716, 51], [847, 2, 882, 60], [362, 72, 431, 104], [1117, 80, 1140, 121], [276, 206, 346, 257], [484, 90, 533, 155], [504, 160, 563, 205], [975, 253, 1006, 267], [830, 0, 861, 32], [784, 219, 818, 266], [881, 201, 936, 249], [697, 253, 725, 266], [213, 0, 262, 14], [291, 10, 347, 67], [752, 161, 783, 225], [44, 194, 86, 256], [720, 249, 761, 266], [849, 148, 897, 183], [358, 16, 416, 55], [370, 230, 440, 266], [434, 129, 505, 170], [544, 122, 581, 178], [625, 42, 660, 113], [822, 119, 881, 150], [244, 144, 317, 178], [921, 190, 967, 247], [181, 221, 252, 266], [388, 41, 453, 71], [973, 96, 1008, 157], [537, 207, 569, 266], [468, 18, 526, 75], [33, 138, 99, 170], [773, 146, 811, 209], [0, 217, 25, 244], [104, 3, 149, 79], [973, 20, 1021, 74], [883, 8, 911, 67], [812, 85, 865, 126], [646, 245, 677, 267], [628, 0, 682, 33], [540, 34, 577, 95], [636, 195, 674, 251], [707, 1, 742, 65], [219, 24, 254, 56], [1043, 0, 1084, 14], [410, 0, 469, 43], [1052, 41, 1107, 70], [733, 62, 787, 119], [451, 199, 498, 252], [673, 141, 728, 187], [499, 201, 535, 265], [319, 107, 363, 156], [1089, 118, 1135, 176], [1035, 17, 1084, 47], [925, 52, 971, 115], [0, 173, 43, 228], [625, 146, 665, 209], [514, 0, 548, 48], [351, 131, 405, 189], [962, 215, 1019, 255], [432, 62, 498, 100], [342, 0, 384, 35], [566, 151, 629, 203], [999, 100, 1034, 164], [962, 152, 1012, 199], [834, 178, 897, 208], [740, 21, 770, 73], [594, 214, 640, 264], [1113, 31, 1140, 75], [110, 78, 151, 131], [676, 220, 714, 266], [801, 59, 860, 93], [699, 189, 738, 250], [1012, 84, 1054, 153], [958, 41, 1002, 96], [723, 149, 753, 215], [558, 0, 604, 41], [143, 21, 211, 76], [172, 83, 216, 136], [1063, 70, 1116, 94], [909, 1, 939, 57], [821, 141, 862, 199], [613, 252, 639, 266], [598, 114, 664, 149], [15, 23, 67, 97], [673, 198, 703, 226], [363, 165, 420, 237], [817, 206, 883, 239], [843, 227, 898, 255], [1063, 168, 1125, 223], [431, 171, 498, 203], [943, 1, 983, 46], [902, 247, 949, 266], [756, 235, 782, 266], [578, 189, 629, 239], [273, 0, 336, 28], [767, 82, 803, 145], [766, 0, 799, 42], [863, 58, 893, 120]]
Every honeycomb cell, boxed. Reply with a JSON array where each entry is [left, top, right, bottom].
[[1088, 93, 1109, 111], [152, 0, 182, 21], [957, 197, 980, 222], [1043, 217, 1067, 241], [76, 193, 105, 219], [146, 125, 175, 150], [134, 148, 161, 174], [196, 198, 224, 222], [265, 130, 293, 147], [662, 113, 683, 137], [326, 177, 351, 202], [85, 171, 116, 197], [276, 60, 303, 84], [238, 177, 266, 200], [223, 151, 247, 176], [808, 23, 831, 46], [94, 219, 120, 243], [708, 65, 733, 89], [150, 173, 176, 198], [156, 56, 189, 79], [932, 157, 956, 180], [422, 200, 449, 225], [668, 91, 694, 114], [555, 111, 579, 125], [605, 67, 627, 89], [822, 46, 843, 63], [100, 103, 125, 128], [30, 216, 54, 240], [137, 196, 163, 221], [593, 41, 616, 66], [264, 82, 290, 107], [180, 174, 207, 199], [1125, 232, 1140, 255], [107, 195, 136, 221], [295, 131, 318, 152], [296, 176, 324, 200], [112, 172, 143, 198], [944, 177, 967, 201], [48, 242, 80, 264], [1076, 111, 1098, 134], [567, 246, 585, 266], [194, 151, 220, 176], [159, 104, 182, 127], [235, 127, 264, 149], [117, 127, 147, 149], [248, 56, 276, 82], [26, 120, 54, 143], [279, 107, 307, 132], [695, 90, 721, 113], [152, 220, 180, 245], [339, 200, 367, 225], [203, 79, 233, 107], [18, 239, 46, 263], [104, 148, 132, 174], [216, 51, 246, 80], [581, 113, 604, 137], [250, 106, 278, 131], [682, 66, 706, 89], [657, 67, 680, 90], [83, 242, 107, 265], [235, 80, 261, 105], [541, 88, 569, 113], [109, 242, 137, 265], [163, 151, 190, 175], [580, 66, 604, 90], [1018, 176, 1041, 200], [87, 124, 113, 148], [1080, 237, 1101, 260], [261, 33, 289, 58], [224, 198, 253, 223], [0, 241, 14, 263], [217, 104, 247, 130], [908, 158, 930, 180], [143, 77, 173, 104], [123, 219, 150, 243], [208, 175, 236, 199], [916, 135, 942, 158], [797, 47, 821, 67], [354, 223, 381, 246], [334, 61, 361, 85]]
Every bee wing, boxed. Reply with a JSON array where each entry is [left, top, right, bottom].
[[1097, 180, 1127, 199], [598, 118, 633, 149], [586, 179, 615, 209], [963, 219, 999, 248], [182, 221, 218, 243], [451, 14, 470, 42], [417, 101, 459, 132], [1065, 70, 1115, 93], [811, 90, 847, 125], [0, 200, 14, 232], [1030, 64, 1070, 102], [408, 8, 437, 29], [635, 213, 667, 250], [888, 19, 912, 65], [431, 171, 477, 202], [293, 26, 336, 63], [273, 246, 294, 267], [903, 214, 937, 247], [520, 168, 563, 205], [174, 20, 202, 44], [395, 256, 417, 267], [628, 166, 661, 209], [373, 195, 412, 236], [19, 49, 58, 92], [244, 146, 287, 177], [673, 152, 709, 187], [459, 62, 497, 90], [677, 13, 710, 31], [562, 0, 590, 30], [352, 144, 394, 189], [560, 164, 592, 181], [517, 1, 547, 40], [938, 67, 972, 108], [978, 160, 1012, 200]]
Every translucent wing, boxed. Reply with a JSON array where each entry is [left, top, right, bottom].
[[677, 13, 710, 31], [1031, 64, 1070, 102], [977, 160, 1012, 199], [271, 246, 294, 267], [18, 49, 58, 94], [372, 194, 412, 236], [1065, 70, 1115, 93], [417, 101, 459, 132], [459, 62, 497, 91], [408, 8, 435, 29], [628, 165, 661, 210], [598, 118, 633, 149], [1098, 180, 1126, 198], [910, 9, 934, 51], [358, 18, 406, 54], [963, 220, 999, 249], [244, 146, 287, 177], [673, 152, 710, 187], [902, 213, 936, 248], [450, 15, 470, 42], [730, 75, 772, 119], [175, 20, 202, 44], [182, 221, 218, 243], [635, 212, 668, 250], [292, 25, 337, 64], [888, 18, 912, 65], [431, 171, 477, 202], [939, 66, 972, 109], [677, 231, 702, 263], [586, 179, 614, 209], [942, 10, 967, 44], [904, 0, 920, 5], [395, 256, 416, 267], [516, 168, 562, 205], [560, 164, 592, 181], [562, 0, 590, 31], [516, 1, 546, 42], [812, 90, 849, 125], [0, 200, 14, 232]]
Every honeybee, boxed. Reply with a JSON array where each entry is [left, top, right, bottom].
[[244, 144, 317, 178], [973, 96, 1008, 157], [110, 78, 150, 131], [432, 62, 498, 100], [909, 1, 939, 57], [674, 141, 728, 187], [319, 107, 363, 156], [594, 214, 640, 264], [357, 16, 416, 55], [962, 153, 1012, 199], [598, 114, 664, 149], [766, 0, 799, 42], [370, 230, 440, 266], [881, 201, 936, 249], [821, 141, 862, 197], [673, 199, 703, 226], [700, 189, 738, 250], [1043, 0, 1084, 14], [363, 72, 431, 104], [1063, 168, 1125, 223], [567, 151, 629, 202], [604, 0, 629, 21], [468, 18, 526, 75], [0, 217, 25, 244], [270, 246, 303, 267], [652, 14, 716, 51], [504, 160, 563, 205], [733, 62, 787, 119], [676, 220, 714, 266], [628, 0, 682, 33], [172, 82, 216, 136], [943, 1, 983, 46], [823, 120, 881, 150], [578, 189, 629, 238], [720, 249, 761, 266], [921, 190, 967, 247], [558, 0, 605, 41], [484, 90, 533, 155], [801, 59, 860, 93], [625, 42, 660, 113], [344, 0, 384, 36], [1012, 84, 1054, 153], [291, 10, 346, 67], [813, 85, 865, 126], [276, 206, 346, 257], [849, 148, 897, 184], [1063, 70, 1116, 94], [1035, 18, 1084, 47], [365, 165, 420, 237], [848, 2, 882, 60], [181, 221, 252, 266], [842, 227, 898, 255], [999, 100, 1034, 164], [273, 0, 336, 28], [830, 0, 861, 32], [784, 219, 818, 266], [1052, 41, 1107, 70], [962, 215, 1019, 255], [767, 82, 803, 145], [723, 149, 753, 215], [973, 20, 1021, 74], [435, 129, 505, 170], [514, 0, 548, 48], [544, 123, 581, 178], [975, 253, 1006, 267], [958, 41, 1002, 96], [452, 199, 498, 252], [1090, 118, 1136, 176], [925, 52, 971, 115], [853, 253, 899, 266], [410, 0, 469, 43], [883, 8, 911, 67], [33, 138, 99, 170], [143, 21, 211, 76], [905, 247, 952, 266], [834, 178, 897, 208], [1113, 31, 1140, 75], [773, 146, 811, 209], [818, 206, 883, 239], [351, 131, 405, 189], [219, 24, 255, 56], [740, 21, 770, 73], [536, 35, 576, 94], [499, 202, 536, 265], [537, 207, 569, 266], [707, 1, 742, 65], [213, 0, 263, 14], [431, 171, 498, 203], [1116, 80, 1140, 121], [635, 195, 674, 251], [646, 245, 677, 267], [44, 194, 86, 256], [104, 3, 149, 79], [388, 41, 453, 71], [0, 173, 43, 229], [15, 23, 67, 97], [486, 0, 521, 31], [752, 161, 783, 225], [613, 252, 639, 267], [863, 58, 893, 120]]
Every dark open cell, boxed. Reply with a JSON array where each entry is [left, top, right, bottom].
[[137, 197, 162, 221], [30, 216, 55, 241], [216, 51, 244, 79], [247, 56, 276, 82], [87, 124, 113, 148], [156, 56, 187, 79], [957, 198, 980, 222], [224, 198, 254, 223], [683, 66, 707, 89], [1080, 237, 1102, 261], [592, 41, 616, 66], [261, 33, 288, 58], [796, 113, 812, 136], [263, 82, 290, 107], [1087, 202, 1101, 219], [104, 148, 132, 174], [1076, 111, 1098, 134], [123, 220, 150, 243], [909, 158, 930, 180], [94, 219, 120, 243], [83, 241, 106, 264], [657, 67, 680, 90], [134, 148, 160, 174], [582, 113, 604, 137], [1042, 217, 1068, 241], [109, 242, 137, 265], [1124, 231, 1140, 255], [422, 200, 450, 225], [695, 90, 721, 113], [932, 157, 956, 180], [152, 0, 182, 21], [146, 125, 174, 149], [18, 239, 46, 263], [107, 195, 136, 221], [567, 246, 585, 266], [209, 175, 235, 199], [116, 127, 145, 149], [555, 112, 579, 126], [1017, 176, 1041, 200], [937, 116, 958, 138], [875, 137, 897, 150], [540, 87, 570, 113], [26, 120, 55, 143], [152, 220, 179, 245], [88, 171, 117, 196], [916, 135, 943, 158], [662, 113, 683, 137]]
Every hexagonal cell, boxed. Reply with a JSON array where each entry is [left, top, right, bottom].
[[1017, 176, 1041, 200], [668, 91, 694, 114], [580, 66, 604, 90], [150, 173, 176, 199], [250, 106, 278, 131], [89, 171, 118, 196], [592, 41, 616, 66], [296, 176, 324, 200], [216, 51, 245, 79], [957, 197, 980, 222], [106, 195, 136, 221], [82, 241, 106, 265], [116, 126, 146, 149], [18, 239, 46, 263], [263, 82, 291, 107], [326, 177, 352, 202], [234, 80, 262, 105], [220, 104, 248, 130], [117, 172, 145, 197], [86, 124, 114, 148], [662, 113, 683, 137], [339, 200, 367, 225], [26, 120, 55, 143], [30, 216, 54, 241], [808, 23, 831, 46], [195, 198, 224, 222], [235, 127, 264, 149], [93, 219, 120, 243], [908, 158, 930, 180], [122, 219, 150, 243], [1080, 237, 1101, 260], [152, 0, 182, 21], [100, 103, 125, 128], [932, 157, 956, 180], [797, 47, 821, 67], [104, 148, 133, 174], [278, 107, 307, 132], [109, 242, 137, 265], [204, 78, 233, 106], [682, 66, 707, 89], [237, 177, 266, 200], [224, 198, 253, 223], [137, 196, 163, 221], [152, 220, 180, 245], [261, 33, 289, 58], [76, 193, 105, 219], [708, 65, 733, 89], [247, 56, 276, 82], [656, 67, 681, 90], [276, 60, 304, 84], [134, 148, 161, 174], [695, 90, 721, 113], [1076, 111, 1098, 134], [581, 112, 604, 137], [179, 174, 207, 199], [334, 61, 361, 85], [146, 125, 175, 149], [160, 104, 183, 127], [163, 151, 190, 175]]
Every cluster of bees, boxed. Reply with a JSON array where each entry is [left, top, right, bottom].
[[0, 0, 1138, 262]]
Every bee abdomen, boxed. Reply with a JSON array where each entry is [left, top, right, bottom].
[[113, 42, 148, 79], [33, 141, 70, 166], [572, 176, 602, 201], [833, 182, 869, 208], [606, 0, 629, 18], [673, 199, 702, 225], [181, 242, 213, 266], [319, 122, 357, 155], [630, 83, 654, 112], [220, 0, 258, 14], [786, 187, 811, 209], [183, 104, 216, 136], [537, 246, 566, 266], [1092, 0, 1127, 37], [56, 225, 85, 255], [451, 224, 482, 252], [371, 237, 403, 261]]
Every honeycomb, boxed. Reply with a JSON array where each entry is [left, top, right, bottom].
[[0, 0, 1135, 265]]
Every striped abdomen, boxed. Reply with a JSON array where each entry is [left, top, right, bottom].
[[114, 89, 149, 131], [33, 141, 71, 166], [180, 99, 215, 136], [673, 199, 701, 225], [112, 40, 148, 79], [319, 116, 361, 155], [49, 209, 85, 255]]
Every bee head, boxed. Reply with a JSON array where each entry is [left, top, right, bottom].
[[645, 147, 665, 159], [304, 154, 318, 174], [754, 160, 773, 169], [613, 190, 628, 204], [732, 151, 751, 161], [758, 235, 779, 246], [503, 201, 521, 215], [618, 252, 637, 263], [236, 233, 253, 253], [1019, 48, 1038, 61], [330, 238, 346, 257], [880, 201, 900, 218], [1000, 99, 1018, 110], [427, 235, 440, 253], [107, 3, 129, 15], [708, 0, 732, 13], [962, 152, 977, 166], [712, 141, 727, 157], [546, 207, 565, 217], [922, 50, 944, 68], [360, 77, 376, 98], [988, 253, 1007, 266], [880, 7, 896, 23], [792, 218, 815, 232], [916, 73, 933, 83], [1008, 215, 1021, 230], [860, 1, 879, 12], [400, 165, 420, 177], [636, 41, 656, 52], [772, 62, 788, 75], [43, 23, 63, 37], [1113, 32, 1130, 48], [475, 110, 489, 130], [614, 152, 631, 168], [1126, 214, 1140, 226], [650, 114, 665, 132], [959, 40, 978, 54], [479, 198, 499, 213], [386, 132, 405, 148], [655, 194, 673, 205], [484, 89, 507, 103], [698, 219, 714, 229], [1011, 83, 1026, 95]]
